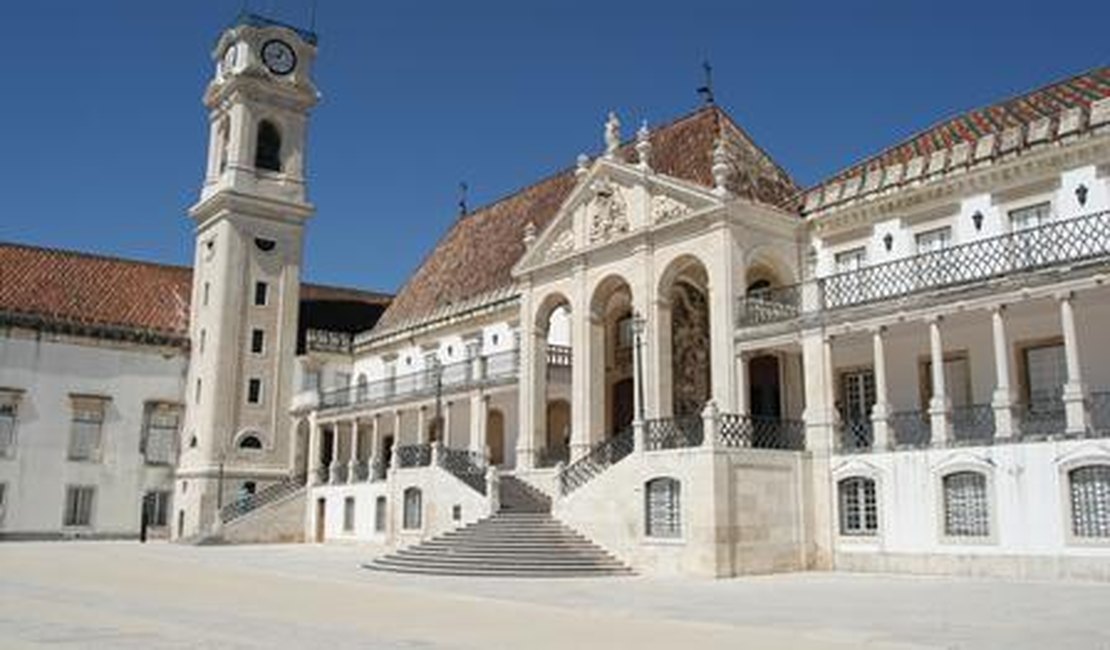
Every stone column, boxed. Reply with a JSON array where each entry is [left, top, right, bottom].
[[517, 325, 545, 470], [469, 392, 488, 456], [927, 316, 952, 446], [570, 262, 593, 461], [442, 401, 454, 449], [346, 419, 359, 484], [1058, 292, 1090, 434], [416, 405, 428, 444], [736, 352, 750, 416], [307, 414, 322, 486], [369, 414, 381, 481], [800, 330, 836, 570], [708, 226, 738, 411], [327, 424, 341, 485], [990, 305, 1017, 439], [871, 327, 891, 450]]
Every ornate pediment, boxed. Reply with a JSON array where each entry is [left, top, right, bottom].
[[650, 192, 692, 223], [587, 177, 629, 243], [545, 227, 576, 262]]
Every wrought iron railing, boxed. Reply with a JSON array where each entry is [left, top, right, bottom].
[[351, 460, 369, 482], [951, 404, 996, 445], [318, 349, 519, 412], [1017, 399, 1067, 438], [395, 443, 432, 468], [838, 417, 873, 452], [329, 463, 348, 484], [644, 415, 704, 450], [536, 445, 570, 468], [312, 465, 329, 485], [1092, 392, 1110, 436], [736, 211, 1110, 327], [822, 210, 1110, 309], [220, 472, 306, 524], [718, 413, 806, 450], [889, 410, 930, 449], [305, 329, 353, 354], [736, 285, 802, 327], [558, 428, 634, 495], [438, 447, 488, 494]]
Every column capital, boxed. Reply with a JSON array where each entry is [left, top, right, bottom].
[[988, 302, 1008, 315], [869, 324, 888, 336], [925, 313, 944, 326], [1055, 289, 1076, 303]]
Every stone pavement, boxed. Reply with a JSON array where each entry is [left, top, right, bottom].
[[0, 542, 1107, 649]]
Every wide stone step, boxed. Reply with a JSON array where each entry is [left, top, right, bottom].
[[364, 562, 632, 578], [372, 555, 629, 571], [397, 548, 620, 563]]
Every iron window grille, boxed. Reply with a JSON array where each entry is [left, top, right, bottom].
[[68, 398, 107, 462], [943, 471, 990, 537], [142, 403, 180, 465], [402, 488, 422, 530], [343, 496, 356, 532], [0, 403, 16, 458], [1069, 465, 1110, 538], [838, 477, 878, 536], [63, 485, 95, 527], [644, 477, 681, 538]]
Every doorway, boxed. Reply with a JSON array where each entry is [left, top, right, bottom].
[[749, 354, 782, 418], [315, 497, 326, 543]]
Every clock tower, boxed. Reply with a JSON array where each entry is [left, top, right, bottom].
[[174, 15, 319, 539]]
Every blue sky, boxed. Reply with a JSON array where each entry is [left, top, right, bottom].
[[1, 0, 1107, 293]]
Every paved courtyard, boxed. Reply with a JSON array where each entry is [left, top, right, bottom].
[[0, 542, 1108, 649]]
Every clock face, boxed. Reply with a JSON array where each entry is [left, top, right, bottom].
[[261, 39, 296, 76]]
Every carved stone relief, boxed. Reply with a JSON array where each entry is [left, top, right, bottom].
[[545, 228, 576, 261], [670, 280, 711, 416], [651, 193, 691, 223], [588, 178, 629, 243]]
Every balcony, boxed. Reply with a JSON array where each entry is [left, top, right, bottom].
[[318, 349, 519, 413], [305, 329, 353, 354], [737, 210, 1110, 327]]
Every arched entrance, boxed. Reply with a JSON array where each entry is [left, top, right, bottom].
[[589, 276, 634, 438], [487, 409, 505, 466], [658, 256, 711, 418], [545, 399, 571, 463]]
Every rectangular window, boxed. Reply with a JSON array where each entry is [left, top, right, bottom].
[[195, 378, 202, 405], [644, 478, 681, 538], [838, 477, 878, 536], [63, 485, 95, 527], [1009, 202, 1051, 231], [0, 482, 7, 526], [247, 378, 262, 404], [143, 490, 171, 527], [303, 370, 321, 392], [343, 496, 356, 532], [915, 227, 952, 254], [68, 396, 108, 462], [142, 403, 181, 465], [254, 281, 268, 306], [1024, 343, 1066, 404], [203, 282, 210, 307], [921, 355, 971, 408], [943, 472, 990, 537], [374, 496, 387, 533], [0, 390, 20, 458], [835, 247, 867, 273], [251, 328, 265, 354], [199, 329, 206, 354]]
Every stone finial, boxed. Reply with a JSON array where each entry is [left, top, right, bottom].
[[523, 221, 537, 248], [576, 153, 590, 178], [711, 137, 731, 197], [636, 120, 652, 171], [604, 111, 621, 159]]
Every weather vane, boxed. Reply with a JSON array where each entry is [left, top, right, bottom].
[[697, 60, 715, 106]]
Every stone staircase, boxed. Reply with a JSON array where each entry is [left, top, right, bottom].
[[367, 475, 632, 577]]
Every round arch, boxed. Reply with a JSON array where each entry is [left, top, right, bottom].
[[656, 255, 711, 418]]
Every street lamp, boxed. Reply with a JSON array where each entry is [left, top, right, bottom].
[[631, 312, 646, 423]]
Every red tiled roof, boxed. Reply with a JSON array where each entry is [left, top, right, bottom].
[[375, 106, 798, 331], [815, 66, 1110, 192], [0, 241, 389, 343]]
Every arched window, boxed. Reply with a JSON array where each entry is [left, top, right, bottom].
[[1069, 465, 1110, 538], [402, 487, 422, 529], [255, 120, 282, 172], [644, 477, 681, 538], [374, 496, 387, 533], [942, 471, 989, 537], [746, 278, 772, 296], [238, 434, 262, 450], [838, 477, 878, 535]]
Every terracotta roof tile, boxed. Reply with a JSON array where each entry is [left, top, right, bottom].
[[812, 66, 1110, 200], [0, 241, 388, 343], [375, 106, 798, 331]]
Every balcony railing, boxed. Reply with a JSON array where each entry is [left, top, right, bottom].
[[318, 349, 519, 412], [558, 428, 634, 495], [890, 410, 930, 449], [737, 210, 1110, 327], [718, 413, 806, 450], [838, 417, 873, 452], [644, 415, 704, 450], [951, 404, 996, 445], [546, 344, 572, 367], [305, 329, 353, 354], [1017, 399, 1067, 438], [1092, 392, 1110, 435], [395, 443, 432, 468]]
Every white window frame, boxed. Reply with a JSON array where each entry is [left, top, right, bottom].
[[142, 402, 181, 466], [63, 485, 96, 528], [837, 476, 879, 537], [250, 328, 266, 355], [938, 468, 995, 544], [644, 477, 682, 539], [402, 487, 422, 530], [68, 396, 109, 462], [0, 389, 22, 459], [1066, 464, 1110, 543], [253, 280, 269, 307]]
